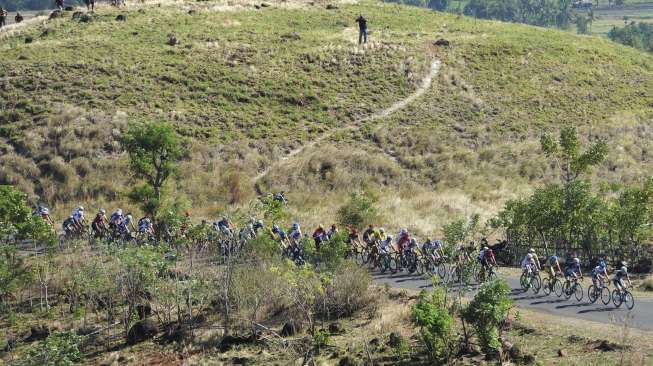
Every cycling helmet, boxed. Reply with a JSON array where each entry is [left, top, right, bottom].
[[78, 206, 84, 211], [483, 246, 489, 250], [117, 209, 123, 215], [621, 261, 628, 267], [573, 258, 580, 264], [41, 208, 49, 215], [257, 220, 263, 225], [435, 240, 442, 246], [318, 224, 324, 229], [273, 224, 279, 230], [410, 238, 417, 245], [527, 253, 533, 259], [379, 227, 385, 233], [550, 255, 558, 261], [292, 223, 299, 229], [386, 235, 393, 241], [528, 248, 535, 253], [126, 214, 133, 220], [400, 228, 407, 235], [99, 208, 106, 214]]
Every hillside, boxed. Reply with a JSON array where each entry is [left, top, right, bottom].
[[1, 0, 652, 232]]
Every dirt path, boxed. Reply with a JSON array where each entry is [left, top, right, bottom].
[[253, 59, 442, 183]]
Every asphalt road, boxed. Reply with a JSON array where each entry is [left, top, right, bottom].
[[373, 269, 653, 331]]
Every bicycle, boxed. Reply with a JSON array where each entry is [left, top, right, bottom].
[[378, 251, 396, 274], [520, 269, 542, 294], [479, 263, 498, 283], [588, 278, 611, 305], [562, 276, 584, 302], [541, 273, 564, 297], [612, 285, 635, 310]]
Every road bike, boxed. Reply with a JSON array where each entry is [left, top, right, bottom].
[[541, 274, 563, 297], [588, 279, 611, 305], [520, 269, 542, 294], [562, 277, 584, 302], [612, 285, 635, 310]]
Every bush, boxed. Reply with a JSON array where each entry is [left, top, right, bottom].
[[411, 288, 454, 362], [336, 191, 379, 230], [15, 331, 84, 366], [317, 261, 373, 318], [462, 280, 512, 352]]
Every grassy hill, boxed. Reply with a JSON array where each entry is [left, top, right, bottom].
[[1, 0, 652, 233]]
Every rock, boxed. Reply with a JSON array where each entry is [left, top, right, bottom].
[[434, 38, 450, 46], [509, 343, 522, 360], [260, 2, 271, 6], [25, 36, 33, 44], [254, 4, 261, 9], [557, 348, 567, 357], [126, 319, 158, 345], [79, 13, 93, 22], [281, 321, 302, 337], [326, 4, 338, 9], [280, 32, 301, 41], [595, 340, 625, 352], [64, 5, 75, 11], [116, 14, 127, 21], [72, 11, 84, 19], [388, 332, 403, 348], [167, 33, 179, 46], [25, 325, 50, 342], [567, 335, 585, 343], [338, 357, 356, 366], [161, 323, 188, 344], [553, 75, 565, 82], [187, 9, 196, 15], [138, 8, 145, 13], [522, 354, 536, 364], [48, 10, 63, 20], [369, 337, 380, 347], [328, 322, 343, 334], [3, 336, 17, 352]]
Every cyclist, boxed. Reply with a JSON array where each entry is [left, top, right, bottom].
[[138, 215, 154, 236], [271, 224, 287, 243], [91, 209, 109, 238], [215, 217, 234, 237], [612, 261, 632, 292], [379, 234, 393, 256], [109, 209, 124, 232], [312, 224, 326, 251], [62, 216, 76, 236], [40, 207, 54, 226], [288, 223, 302, 244], [396, 228, 410, 256], [545, 254, 563, 282], [528, 248, 541, 271], [72, 206, 86, 233], [120, 214, 136, 236], [326, 224, 338, 240], [591, 260, 608, 289], [372, 227, 387, 244], [362, 224, 375, 245], [479, 246, 497, 273], [239, 223, 256, 242], [564, 257, 583, 285], [273, 191, 288, 205], [521, 253, 536, 276], [252, 219, 264, 235]]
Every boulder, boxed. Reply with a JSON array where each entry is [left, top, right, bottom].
[[260, 2, 271, 7], [280, 321, 302, 337], [339, 357, 356, 366], [48, 10, 63, 20], [79, 13, 93, 23], [231, 357, 250, 365], [218, 334, 250, 352], [167, 33, 179, 46], [116, 14, 127, 21], [434, 38, 450, 47], [557, 348, 567, 357], [25, 36, 33, 44], [136, 303, 152, 320], [126, 319, 158, 345], [64, 6, 75, 11], [72, 11, 84, 19], [326, 4, 338, 9], [280, 32, 301, 41], [187, 9, 197, 15], [161, 323, 188, 344], [25, 325, 50, 342], [3, 336, 17, 352]]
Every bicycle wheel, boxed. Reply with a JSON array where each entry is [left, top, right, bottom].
[[553, 279, 563, 297], [520, 273, 528, 290], [624, 291, 635, 310], [588, 285, 598, 304], [437, 263, 447, 280], [562, 282, 572, 300], [600, 287, 611, 305], [416, 259, 425, 276], [612, 289, 623, 308], [542, 278, 551, 296], [390, 256, 399, 274], [379, 256, 389, 274], [488, 268, 497, 281], [574, 283, 584, 302], [531, 274, 541, 294]]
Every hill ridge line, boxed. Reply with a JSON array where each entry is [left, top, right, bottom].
[[254, 58, 442, 183]]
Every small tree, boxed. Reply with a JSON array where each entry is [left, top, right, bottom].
[[411, 288, 454, 362], [121, 121, 188, 216], [541, 126, 607, 185], [16, 331, 84, 366], [336, 191, 380, 230], [462, 280, 512, 353]]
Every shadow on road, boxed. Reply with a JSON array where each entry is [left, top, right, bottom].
[[556, 302, 592, 309], [530, 299, 567, 305], [578, 307, 621, 314]]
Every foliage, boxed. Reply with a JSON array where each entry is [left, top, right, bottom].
[[428, 0, 448, 11], [336, 191, 380, 231], [15, 331, 84, 366], [0, 244, 33, 308], [443, 214, 480, 246], [121, 121, 188, 215], [304, 232, 351, 269], [462, 280, 512, 352], [411, 288, 454, 362], [0, 185, 53, 243], [258, 195, 288, 223], [463, 0, 573, 28], [608, 22, 653, 52], [541, 126, 608, 184], [317, 261, 372, 318], [576, 15, 590, 34], [313, 329, 331, 349]]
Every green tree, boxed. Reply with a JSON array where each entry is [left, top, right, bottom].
[[576, 15, 590, 34], [16, 331, 84, 366], [462, 280, 512, 352], [428, 0, 448, 11], [336, 191, 379, 230], [121, 122, 188, 216], [411, 288, 454, 362]]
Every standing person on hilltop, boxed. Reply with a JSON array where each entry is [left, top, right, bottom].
[[355, 14, 368, 44], [0, 8, 8, 28], [15, 12, 24, 23], [55, 0, 64, 11]]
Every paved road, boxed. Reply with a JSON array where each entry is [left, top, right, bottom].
[[373, 269, 653, 331]]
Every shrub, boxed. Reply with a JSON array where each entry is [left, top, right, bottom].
[[411, 288, 454, 362], [15, 331, 84, 366], [317, 261, 373, 318], [462, 280, 512, 352], [336, 191, 379, 230]]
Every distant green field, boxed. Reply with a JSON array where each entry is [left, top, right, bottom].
[[592, 7, 653, 35]]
